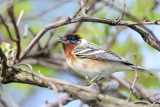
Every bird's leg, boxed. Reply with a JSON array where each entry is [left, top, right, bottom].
[[95, 78, 103, 91], [85, 76, 90, 85], [88, 72, 102, 85]]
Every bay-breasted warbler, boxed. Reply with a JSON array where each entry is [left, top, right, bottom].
[[59, 33, 152, 83]]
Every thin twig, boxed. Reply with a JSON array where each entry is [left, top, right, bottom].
[[129, 25, 160, 51], [41, 94, 75, 107], [80, 0, 87, 17], [49, 82, 63, 107], [72, 0, 89, 18], [23, 24, 29, 38], [112, 75, 157, 103], [7, 2, 21, 62], [16, 63, 33, 71], [43, 30, 55, 49], [68, 0, 101, 33], [0, 15, 16, 41], [121, 0, 126, 19], [106, 27, 127, 50], [16, 9, 24, 26], [28, 27, 42, 50], [127, 54, 139, 102], [114, 0, 126, 24], [43, 16, 61, 49], [105, 1, 159, 41]]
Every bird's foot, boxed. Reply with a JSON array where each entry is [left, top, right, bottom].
[[85, 76, 91, 86], [95, 80, 103, 91]]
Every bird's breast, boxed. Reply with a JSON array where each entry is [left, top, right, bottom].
[[62, 44, 115, 79], [66, 56, 114, 79], [63, 44, 77, 65]]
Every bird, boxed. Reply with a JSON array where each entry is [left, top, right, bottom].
[[58, 33, 153, 83]]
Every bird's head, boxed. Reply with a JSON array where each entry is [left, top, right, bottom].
[[58, 33, 87, 46]]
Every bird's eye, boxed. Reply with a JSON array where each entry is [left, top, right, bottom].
[[72, 36, 76, 40], [66, 34, 80, 41], [66, 35, 72, 40]]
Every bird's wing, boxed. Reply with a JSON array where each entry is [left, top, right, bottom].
[[74, 43, 153, 75], [73, 42, 132, 65]]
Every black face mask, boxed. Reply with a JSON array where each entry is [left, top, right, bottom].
[[65, 34, 81, 45]]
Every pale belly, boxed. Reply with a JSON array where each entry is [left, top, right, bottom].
[[66, 57, 115, 80]]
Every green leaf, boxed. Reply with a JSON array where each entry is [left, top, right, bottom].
[[18, 65, 54, 77], [104, 25, 110, 38], [130, 0, 154, 19], [77, 23, 105, 45], [0, 42, 12, 58], [32, 65, 54, 77], [4, 83, 35, 100], [110, 36, 142, 63], [147, 12, 160, 21], [14, 1, 32, 16], [138, 73, 159, 88], [92, 9, 106, 18]]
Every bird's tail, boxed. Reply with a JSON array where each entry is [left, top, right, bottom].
[[134, 66, 153, 76]]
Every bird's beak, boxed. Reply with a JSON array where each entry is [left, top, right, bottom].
[[58, 36, 68, 44]]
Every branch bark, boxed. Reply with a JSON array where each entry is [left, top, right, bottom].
[[127, 54, 139, 102], [0, 49, 8, 77], [19, 16, 160, 61], [128, 25, 160, 51], [0, 66, 155, 107], [7, 1, 21, 62]]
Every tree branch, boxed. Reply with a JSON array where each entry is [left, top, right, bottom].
[[128, 25, 160, 51], [0, 15, 16, 42], [0, 49, 8, 77], [104, 1, 159, 41], [19, 16, 160, 61], [0, 66, 155, 107], [28, 27, 42, 50], [127, 54, 139, 102], [41, 94, 74, 107], [16, 9, 24, 26], [7, 1, 21, 62]]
